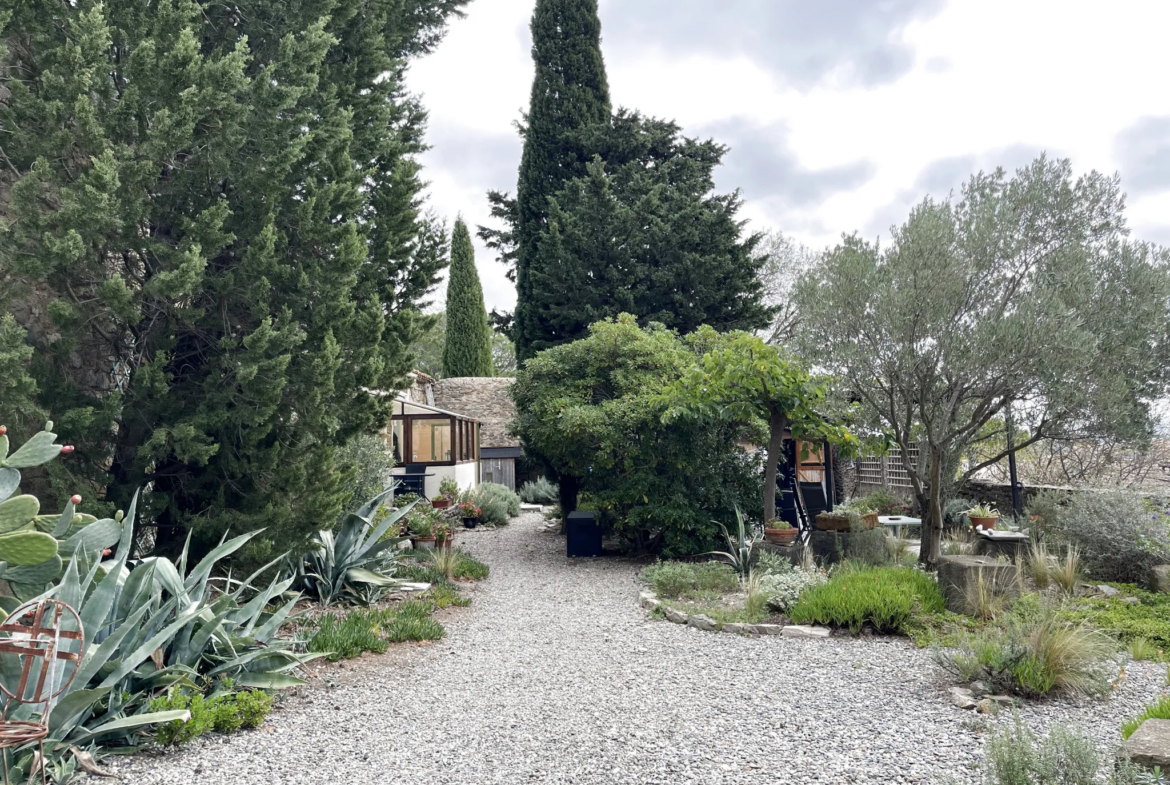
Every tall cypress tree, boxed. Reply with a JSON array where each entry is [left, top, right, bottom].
[[509, 0, 611, 362], [443, 218, 494, 377], [0, 0, 466, 565]]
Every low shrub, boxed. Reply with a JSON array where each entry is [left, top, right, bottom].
[[1122, 694, 1170, 740], [857, 489, 911, 516], [1058, 587, 1170, 651], [385, 600, 445, 642], [426, 583, 471, 609], [757, 561, 827, 614], [308, 609, 392, 660], [461, 482, 520, 526], [936, 610, 1117, 698], [1031, 489, 1170, 584], [1129, 638, 1160, 662], [640, 560, 739, 600], [982, 714, 1099, 785], [150, 688, 273, 746], [453, 549, 490, 580], [519, 477, 559, 504], [789, 565, 945, 633]]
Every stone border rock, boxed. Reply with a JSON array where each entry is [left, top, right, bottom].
[[639, 590, 830, 639]]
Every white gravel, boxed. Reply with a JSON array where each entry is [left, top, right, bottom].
[[105, 512, 1168, 784]]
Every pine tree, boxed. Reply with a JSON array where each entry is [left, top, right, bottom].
[[0, 0, 466, 565], [442, 218, 494, 377], [504, 0, 612, 362]]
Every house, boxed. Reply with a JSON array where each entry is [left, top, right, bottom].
[[433, 377, 523, 491], [385, 374, 523, 497]]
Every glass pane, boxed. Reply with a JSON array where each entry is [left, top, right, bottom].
[[410, 418, 452, 462], [389, 420, 404, 465]]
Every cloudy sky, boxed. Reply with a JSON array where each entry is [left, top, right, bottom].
[[408, 0, 1170, 314]]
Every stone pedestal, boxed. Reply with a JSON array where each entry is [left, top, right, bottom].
[[1149, 565, 1170, 594], [808, 529, 887, 567], [937, 555, 1021, 615], [1123, 719, 1170, 768], [974, 531, 1030, 561]]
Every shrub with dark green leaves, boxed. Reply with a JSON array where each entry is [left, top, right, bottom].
[[640, 560, 740, 600], [307, 610, 392, 661], [789, 565, 946, 633], [150, 689, 274, 746]]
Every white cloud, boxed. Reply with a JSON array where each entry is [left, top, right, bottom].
[[407, 0, 1170, 313]]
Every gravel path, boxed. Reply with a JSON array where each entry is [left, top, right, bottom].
[[107, 512, 1168, 785]]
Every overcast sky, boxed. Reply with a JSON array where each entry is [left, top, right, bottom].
[[408, 0, 1170, 314]]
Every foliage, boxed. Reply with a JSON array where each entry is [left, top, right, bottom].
[[521, 111, 771, 353], [519, 477, 559, 504], [511, 316, 762, 554], [756, 229, 819, 345], [705, 507, 759, 578], [968, 503, 999, 519], [1050, 547, 1082, 596], [666, 327, 854, 524], [1057, 586, 1170, 650], [491, 331, 518, 376], [439, 477, 460, 498], [1129, 638, 1160, 662], [150, 688, 273, 746], [0, 316, 43, 434], [757, 558, 828, 614], [796, 156, 1170, 565], [335, 435, 396, 520], [789, 565, 946, 633], [1027, 541, 1052, 590], [451, 550, 490, 581], [384, 600, 446, 642], [292, 489, 414, 606], [307, 609, 391, 661], [408, 312, 447, 380], [460, 483, 520, 526], [456, 501, 481, 521], [856, 490, 911, 516], [982, 714, 1100, 785], [0, 0, 467, 569], [937, 610, 1117, 697], [640, 561, 739, 601], [443, 218, 494, 377], [1123, 695, 1170, 740], [484, 0, 611, 360], [1035, 491, 1170, 583]]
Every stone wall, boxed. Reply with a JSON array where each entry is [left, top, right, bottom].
[[432, 377, 518, 449]]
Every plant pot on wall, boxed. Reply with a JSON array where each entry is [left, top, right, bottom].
[[764, 527, 799, 545], [436, 535, 453, 550], [462, 517, 478, 529], [412, 536, 436, 550], [432, 498, 452, 510], [969, 516, 998, 532]]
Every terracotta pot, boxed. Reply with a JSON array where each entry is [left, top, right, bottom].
[[969, 515, 998, 532], [764, 527, 798, 545], [436, 536, 453, 550], [462, 517, 478, 529], [412, 536, 436, 550], [432, 498, 452, 509]]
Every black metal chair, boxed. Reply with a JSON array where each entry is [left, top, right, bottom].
[[398, 465, 429, 498]]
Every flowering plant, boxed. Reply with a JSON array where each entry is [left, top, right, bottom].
[[457, 500, 481, 519], [434, 518, 450, 540]]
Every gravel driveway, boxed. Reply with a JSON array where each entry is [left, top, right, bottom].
[[107, 512, 1168, 785]]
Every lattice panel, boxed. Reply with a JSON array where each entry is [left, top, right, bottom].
[[885, 445, 919, 488], [857, 457, 884, 486]]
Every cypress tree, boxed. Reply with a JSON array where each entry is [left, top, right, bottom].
[[511, 0, 612, 362], [443, 219, 494, 377], [0, 0, 465, 565]]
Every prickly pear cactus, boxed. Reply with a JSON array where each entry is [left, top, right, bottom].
[[0, 531, 59, 566]]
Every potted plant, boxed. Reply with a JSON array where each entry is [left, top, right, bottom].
[[815, 500, 879, 532], [763, 517, 799, 545], [967, 503, 999, 532], [433, 477, 459, 509], [434, 518, 453, 550], [458, 500, 481, 529], [408, 513, 436, 550]]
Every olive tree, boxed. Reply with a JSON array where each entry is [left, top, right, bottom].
[[796, 156, 1170, 565]]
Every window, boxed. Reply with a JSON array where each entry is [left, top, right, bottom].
[[410, 418, 452, 463], [388, 420, 404, 465]]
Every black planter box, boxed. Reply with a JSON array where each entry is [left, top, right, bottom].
[[566, 510, 602, 557]]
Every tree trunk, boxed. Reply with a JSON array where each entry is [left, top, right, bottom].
[[558, 474, 580, 522], [919, 447, 945, 568], [763, 410, 788, 524]]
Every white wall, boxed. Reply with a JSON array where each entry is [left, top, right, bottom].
[[454, 462, 478, 492]]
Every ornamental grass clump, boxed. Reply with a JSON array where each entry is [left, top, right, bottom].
[[788, 565, 945, 633]]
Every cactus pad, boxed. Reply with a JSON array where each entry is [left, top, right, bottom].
[[0, 495, 39, 535], [0, 530, 59, 566], [4, 555, 63, 585]]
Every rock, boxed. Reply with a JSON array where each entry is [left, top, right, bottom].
[[396, 539, 413, 551], [949, 687, 977, 709], [520, 503, 543, 512], [1122, 597, 1141, 604], [975, 699, 998, 715], [986, 695, 1016, 705], [937, 555, 1021, 615], [722, 623, 751, 635], [1150, 565, 1170, 594], [1095, 584, 1120, 597], [663, 607, 688, 625], [969, 681, 992, 696], [639, 591, 660, 610], [782, 625, 831, 639], [399, 582, 431, 592], [754, 624, 785, 636], [1123, 719, 1170, 768], [686, 614, 718, 632]]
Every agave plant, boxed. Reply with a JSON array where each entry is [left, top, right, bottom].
[[0, 424, 316, 780], [292, 487, 416, 606], [705, 506, 760, 579]]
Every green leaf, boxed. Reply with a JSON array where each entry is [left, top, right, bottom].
[[0, 530, 58, 565], [73, 710, 192, 744], [60, 518, 121, 558], [3, 555, 62, 584], [48, 687, 111, 732], [98, 604, 203, 688], [345, 567, 398, 587], [0, 468, 19, 503], [233, 672, 307, 689]]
